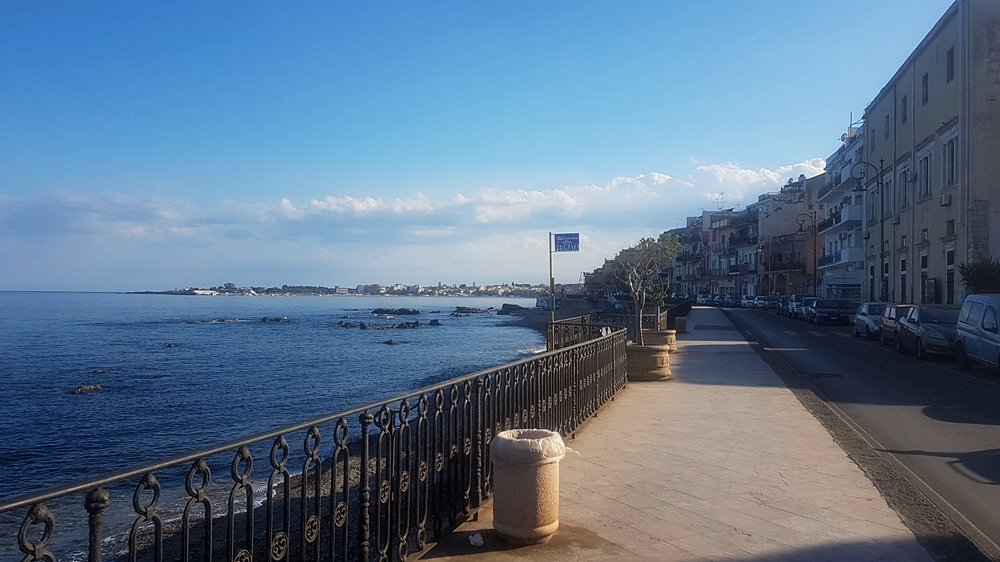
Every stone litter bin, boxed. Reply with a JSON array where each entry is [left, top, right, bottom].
[[490, 429, 566, 544]]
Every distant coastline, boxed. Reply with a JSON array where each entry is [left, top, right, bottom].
[[128, 282, 554, 299]]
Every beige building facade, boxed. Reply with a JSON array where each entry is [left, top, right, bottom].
[[862, 0, 1000, 305]]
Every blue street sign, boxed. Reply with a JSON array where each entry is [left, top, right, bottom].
[[554, 233, 579, 252]]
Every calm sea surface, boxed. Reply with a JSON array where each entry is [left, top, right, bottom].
[[0, 292, 543, 501]]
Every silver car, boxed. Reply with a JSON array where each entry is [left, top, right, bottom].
[[853, 302, 888, 339]]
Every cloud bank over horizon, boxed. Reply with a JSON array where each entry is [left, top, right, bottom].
[[1, 158, 826, 292]]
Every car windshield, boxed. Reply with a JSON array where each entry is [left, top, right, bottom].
[[816, 300, 849, 308], [921, 308, 960, 323], [869, 303, 887, 315]]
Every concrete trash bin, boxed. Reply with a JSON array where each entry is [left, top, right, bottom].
[[490, 428, 566, 544]]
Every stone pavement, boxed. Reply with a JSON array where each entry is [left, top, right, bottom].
[[418, 306, 934, 561]]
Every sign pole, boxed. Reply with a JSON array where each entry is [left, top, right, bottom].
[[549, 232, 555, 326]]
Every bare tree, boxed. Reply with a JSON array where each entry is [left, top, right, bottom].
[[611, 233, 680, 345]]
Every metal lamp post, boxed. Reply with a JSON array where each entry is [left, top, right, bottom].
[[851, 158, 886, 301], [796, 211, 817, 295]]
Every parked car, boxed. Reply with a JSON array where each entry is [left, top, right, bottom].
[[810, 299, 854, 325], [896, 305, 960, 358], [798, 297, 819, 321], [777, 295, 792, 316], [955, 293, 1000, 369], [740, 295, 755, 308], [753, 295, 767, 309], [787, 294, 810, 319], [880, 303, 914, 346], [721, 294, 739, 307], [853, 302, 889, 339], [696, 294, 712, 305]]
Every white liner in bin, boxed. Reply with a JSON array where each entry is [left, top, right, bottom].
[[491, 429, 566, 466], [490, 429, 566, 544]]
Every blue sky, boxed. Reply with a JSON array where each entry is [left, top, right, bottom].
[[1, 1, 954, 291]]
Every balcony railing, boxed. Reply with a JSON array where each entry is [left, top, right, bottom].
[[818, 246, 865, 269], [1, 332, 627, 562]]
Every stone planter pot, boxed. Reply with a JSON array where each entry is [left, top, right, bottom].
[[625, 343, 672, 381], [491, 429, 566, 544], [642, 329, 678, 353]]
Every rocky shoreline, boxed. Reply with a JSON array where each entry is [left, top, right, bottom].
[[502, 298, 598, 335]]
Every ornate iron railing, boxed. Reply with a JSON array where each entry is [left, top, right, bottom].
[[1, 330, 627, 562], [547, 311, 667, 349]]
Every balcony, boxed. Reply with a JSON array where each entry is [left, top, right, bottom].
[[818, 203, 863, 236], [677, 253, 703, 263], [763, 259, 805, 273], [728, 234, 759, 246], [818, 246, 865, 269]]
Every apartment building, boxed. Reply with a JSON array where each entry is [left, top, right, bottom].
[[818, 125, 866, 301], [749, 174, 826, 297], [862, 0, 1000, 304]]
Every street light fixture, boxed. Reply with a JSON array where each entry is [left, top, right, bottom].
[[796, 211, 817, 295], [851, 158, 887, 301]]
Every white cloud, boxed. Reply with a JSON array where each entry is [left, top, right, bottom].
[[0, 157, 829, 290]]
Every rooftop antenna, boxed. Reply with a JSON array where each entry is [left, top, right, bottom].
[[715, 192, 724, 210]]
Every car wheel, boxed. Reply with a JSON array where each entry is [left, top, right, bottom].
[[865, 326, 872, 339], [896, 334, 904, 353], [956, 343, 971, 369], [853, 325, 860, 337], [915, 339, 926, 360]]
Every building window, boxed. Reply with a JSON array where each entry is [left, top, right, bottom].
[[922, 72, 929, 104], [943, 137, 957, 187], [898, 169, 909, 207], [946, 220, 955, 236], [884, 178, 893, 215], [947, 47, 955, 82], [885, 114, 890, 139], [918, 153, 932, 198], [901, 235, 907, 247], [946, 249, 956, 304], [902, 96, 908, 123], [902, 257, 908, 302], [920, 253, 929, 304]]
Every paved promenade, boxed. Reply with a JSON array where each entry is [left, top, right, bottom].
[[420, 306, 934, 561]]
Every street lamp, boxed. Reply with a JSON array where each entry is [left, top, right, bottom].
[[756, 236, 770, 295], [796, 211, 817, 295], [851, 158, 886, 301]]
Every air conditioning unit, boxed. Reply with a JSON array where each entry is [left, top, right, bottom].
[[891, 215, 900, 225], [839, 232, 849, 241], [940, 193, 952, 206]]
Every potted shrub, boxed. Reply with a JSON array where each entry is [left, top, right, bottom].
[[611, 234, 680, 380]]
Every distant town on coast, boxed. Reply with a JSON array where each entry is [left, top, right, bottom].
[[131, 281, 564, 298]]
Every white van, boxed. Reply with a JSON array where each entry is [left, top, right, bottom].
[[955, 293, 1000, 369]]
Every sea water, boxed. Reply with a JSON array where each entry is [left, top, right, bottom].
[[0, 292, 544, 502]]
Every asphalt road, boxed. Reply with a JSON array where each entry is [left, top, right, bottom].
[[723, 307, 1000, 561]]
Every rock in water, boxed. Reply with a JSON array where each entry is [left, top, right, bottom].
[[372, 308, 421, 316], [454, 307, 488, 314], [429, 319, 442, 326], [384, 340, 401, 345], [72, 385, 102, 395]]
